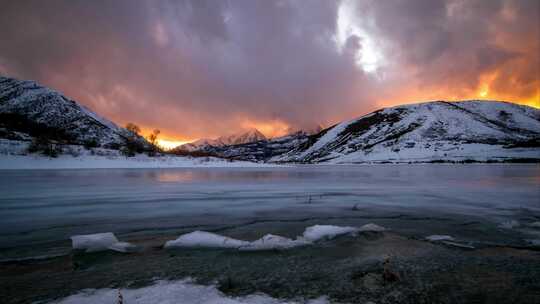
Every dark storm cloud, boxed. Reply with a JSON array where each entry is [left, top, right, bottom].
[[0, 0, 538, 139], [360, 0, 538, 101]]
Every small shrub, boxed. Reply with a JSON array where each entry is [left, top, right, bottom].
[[121, 137, 145, 157], [27, 137, 61, 158], [83, 139, 99, 149]]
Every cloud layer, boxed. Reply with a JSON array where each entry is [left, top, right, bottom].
[[1, 0, 538, 140]]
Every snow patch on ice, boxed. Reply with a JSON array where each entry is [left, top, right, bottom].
[[52, 279, 330, 304], [71, 233, 135, 253], [302, 225, 359, 242], [239, 234, 311, 251], [0, 153, 279, 169], [164, 231, 250, 249], [425, 235, 455, 242]]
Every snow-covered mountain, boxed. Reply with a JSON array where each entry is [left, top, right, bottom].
[[176, 128, 267, 152], [0, 76, 147, 148], [273, 101, 540, 163], [192, 131, 310, 162]]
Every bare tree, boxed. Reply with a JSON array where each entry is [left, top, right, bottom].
[[147, 129, 160, 146], [125, 122, 141, 135]]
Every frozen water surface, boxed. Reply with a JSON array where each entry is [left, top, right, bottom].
[[0, 165, 539, 260]]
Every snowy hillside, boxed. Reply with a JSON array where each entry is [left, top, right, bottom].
[[0, 76, 147, 148], [273, 101, 540, 163]]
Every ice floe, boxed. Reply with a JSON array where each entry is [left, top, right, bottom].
[[164, 231, 250, 249], [302, 225, 360, 242], [239, 234, 311, 251], [52, 278, 329, 304], [71, 233, 135, 253], [425, 235, 455, 242]]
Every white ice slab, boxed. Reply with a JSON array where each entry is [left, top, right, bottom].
[[71, 233, 136, 253], [239, 234, 311, 251], [302, 225, 359, 242], [164, 231, 250, 249], [358, 223, 387, 232], [71, 233, 120, 252]]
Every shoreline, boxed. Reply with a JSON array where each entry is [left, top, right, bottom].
[[1, 154, 539, 170], [2, 227, 539, 304]]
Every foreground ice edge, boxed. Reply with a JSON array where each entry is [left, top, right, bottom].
[[164, 224, 387, 251], [71, 224, 387, 253], [52, 278, 330, 304]]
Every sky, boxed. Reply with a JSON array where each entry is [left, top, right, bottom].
[[1, 0, 538, 146]]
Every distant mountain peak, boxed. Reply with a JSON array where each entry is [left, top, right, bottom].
[[175, 128, 267, 151]]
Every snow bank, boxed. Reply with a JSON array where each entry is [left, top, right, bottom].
[[302, 225, 359, 242], [71, 233, 136, 253], [52, 279, 329, 304], [164, 231, 250, 249], [239, 234, 310, 251], [425, 235, 455, 242], [0, 152, 279, 170]]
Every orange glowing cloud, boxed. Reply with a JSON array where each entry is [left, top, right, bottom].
[[239, 118, 292, 138]]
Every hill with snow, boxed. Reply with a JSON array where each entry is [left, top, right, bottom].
[[272, 101, 540, 163], [0, 76, 148, 149]]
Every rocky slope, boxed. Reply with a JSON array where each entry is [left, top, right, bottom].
[[0, 76, 147, 149], [272, 101, 540, 163]]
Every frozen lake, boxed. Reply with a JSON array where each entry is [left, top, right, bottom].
[[1, 165, 539, 260]]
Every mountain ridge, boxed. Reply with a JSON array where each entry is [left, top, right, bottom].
[[0, 76, 148, 150], [272, 100, 540, 163], [0, 75, 538, 163]]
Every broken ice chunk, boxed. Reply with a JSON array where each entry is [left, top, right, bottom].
[[71, 232, 119, 252], [164, 231, 249, 249], [302, 225, 359, 242], [358, 223, 387, 232], [239, 234, 311, 251]]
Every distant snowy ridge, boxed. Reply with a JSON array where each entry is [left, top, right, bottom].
[[176, 128, 267, 152], [273, 101, 540, 163]]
